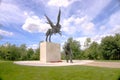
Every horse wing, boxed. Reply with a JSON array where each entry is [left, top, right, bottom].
[[45, 15, 54, 28], [56, 9, 61, 27]]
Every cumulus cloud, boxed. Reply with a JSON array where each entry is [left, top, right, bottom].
[[75, 34, 107, 49], [99, 10, 120, 36], [62, 17, 76, 34], [75, 37, 87, 45], [0, 29, 13, 36], [75, 36, 99, 50], [22, 15, 50, 33], [27, 44, 39, 50], [75, 32, 115, 49], [83, 0, 111, 20], [109, 11, 120, 26], [0, 2, 26, 23], [108, 11, 120, 34], [62, 15, 95, 35], [99, 25, 106, 31], [110, 25, 120, 34], [48, 0, 77, 7], [81, 22, 95, 35]]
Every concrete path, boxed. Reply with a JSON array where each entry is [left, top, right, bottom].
[[84, 61, 120, 68], [14, 60, 120, 68], [14, 60, 94, 67]]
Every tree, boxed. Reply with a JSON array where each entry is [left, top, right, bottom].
[[113, 34, 120, 59], [0, 43, 21, 60], [0, 45, 7, 60], [100, 34, 120, 60], [84, 38, 91, 48], [0, 43, 40, 60], [63, 37, 81, 59], [19, 44, 27, 60], [27, 48, 34, 60], [82, 38, 92, 59], [86, 42, 101, 59], [7, 44, 21, 60], [32, 48, 40, 60]]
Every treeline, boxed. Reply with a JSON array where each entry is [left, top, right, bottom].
[[62, 34, 120, 60], [0, 34, 120, 61], [0, 44, 39, 61]]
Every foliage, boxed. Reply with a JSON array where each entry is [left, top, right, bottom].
[[0, 61, 120, 80], [89, 42, 101, 59], [27, 48, 34, 60], [1, 34, 120, 60], [0, 43, 39, 61], [0, 43, 21, 60], [63, 37, 81, 59], [100, 34, 120, 60], [84, 37, 91, 48], [84, 42, 101, 60], [63, 34, 120, 60], [31, 48, 40, 60]]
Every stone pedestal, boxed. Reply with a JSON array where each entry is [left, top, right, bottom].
[[40, 42, 61, 63]]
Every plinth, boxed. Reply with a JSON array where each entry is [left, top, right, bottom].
[[40, 42, 61, 62]]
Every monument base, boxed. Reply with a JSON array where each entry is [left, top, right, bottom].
[[40, 42, 61, 63]]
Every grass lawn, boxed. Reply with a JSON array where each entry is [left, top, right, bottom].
[[0, 61, 120, 80]]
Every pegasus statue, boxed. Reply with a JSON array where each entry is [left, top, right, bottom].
[[45, 9, 62, 42]]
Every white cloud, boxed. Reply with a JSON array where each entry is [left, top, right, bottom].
[[99, 25, 106, 31], [75, 36, 101, 49], [0, 29, 13, 36], [22, 15, 50, 33], [109, 10, 120, 26], [75, 37, 87, 45], [75, 37, 94, 50], [0, 2, 26, 23], [110, 25, 120, 34], [27, 44, 39, 50], [90, 10, 120, 41], [62, 15, 95, 35], [75, 33, 113, 49], [84, 0, 111, 20], [108, 11, 120, 34], [91, 35, 105, 44], [101, 10, 120, 35], [81, 22, 95, 35], [62, 16, 77, 34], [82, 22, 94, 31], [48, 0, 77, 7]]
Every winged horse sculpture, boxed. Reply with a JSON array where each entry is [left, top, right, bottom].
[[45, 9, 62, 42]]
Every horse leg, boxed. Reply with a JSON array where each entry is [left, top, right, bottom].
[[49, 34, 51, 42], [46, 35, 48, 42], [46, 29, 50, 42]]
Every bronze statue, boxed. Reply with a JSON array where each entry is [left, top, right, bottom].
[[63, 42, 73, 63], [45, 9, 62, 42]]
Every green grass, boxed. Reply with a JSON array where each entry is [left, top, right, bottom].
[[0, 61, 120, 80]]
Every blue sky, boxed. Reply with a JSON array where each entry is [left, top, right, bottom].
[[0, 0, 120, 49]]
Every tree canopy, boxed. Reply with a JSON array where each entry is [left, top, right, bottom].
[[0, 43, 39, 60], [62, 34, 120, 60], [63, 37, 81, 59]]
